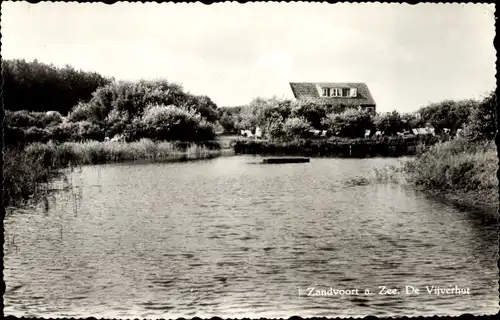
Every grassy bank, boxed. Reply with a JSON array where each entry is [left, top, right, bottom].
[[404, 139, 498, 213], [233, 135, 439, 157], [4, 139, 231, 207], [374, 138, 498, 216]]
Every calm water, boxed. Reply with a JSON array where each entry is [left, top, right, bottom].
[[4, 156, 498, 318]]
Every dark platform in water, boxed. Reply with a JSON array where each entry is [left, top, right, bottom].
[[262, 157, 310, 164]]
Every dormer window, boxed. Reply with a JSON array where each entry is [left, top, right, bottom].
[[319, 86, 358, 98]]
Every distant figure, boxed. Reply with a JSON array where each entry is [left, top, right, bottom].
[[255, 127, 262, 139], [364, 130, 371, 138]]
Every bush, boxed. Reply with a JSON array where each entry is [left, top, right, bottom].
[[322, 108, 374, 138], [25, 127, 51, 143], [418, 99, 476, 135], [5, 110, 63, 128], [374, 110, 405, 136], [290, 99, 327, 130], [67, 101, 106, 123], [4, 125, 26, 148], [462, 92, 496, 142], [138, 104, 216, 141], [403, 139, 497, 192], [282, 117, 312, 139]]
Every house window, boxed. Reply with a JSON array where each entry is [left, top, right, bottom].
[[342, 88, 350, 97], [322, 87, 331, 97], [366, 107, 374, 113], [332, 88, 342, 97]]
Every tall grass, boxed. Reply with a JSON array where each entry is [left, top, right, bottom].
[[4, 139, 230, 207], [24, 139, 227, 166], [403, 139, 497, 194], [373, 138, 498, 210]]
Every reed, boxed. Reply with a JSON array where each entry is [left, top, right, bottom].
[[4, 139, 229, 207]]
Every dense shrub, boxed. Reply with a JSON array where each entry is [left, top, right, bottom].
[[67, 101, 106, 124], [290, 99, 327, 130], [417, 99, 476, 135], [282, 117, 312, 139], [322, 108, 374, 138], [25, 127, 52, 143], [6, 110, 63, 128], [218, 106, 244, 133], [2, 59, 111, 114], [403, 139, 497, 195], [4, 125, 26, 147], [462, 92, 496, 142], [82, 79, 218, 123], [137, 104, 216, 141], [237, 97, 293, 132], [374, 111, 405, 135], [63, 80, 219, 141]]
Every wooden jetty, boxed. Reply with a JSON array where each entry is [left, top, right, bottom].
[[262, 157, 310, 164]]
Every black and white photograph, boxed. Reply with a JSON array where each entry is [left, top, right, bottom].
[[2, 2, 498, 318]]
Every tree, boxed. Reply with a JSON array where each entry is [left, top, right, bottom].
[[374, 110, 405, 136], [462, 92, 496, 142], [282, 117, 312, 139], [401, 113, 423, 131], [418, 99, 475, 135], [322, 108, 373, 138], [2, 59, 111, 114], [290, 99, 327, 130], [138, 104, 215, 141]]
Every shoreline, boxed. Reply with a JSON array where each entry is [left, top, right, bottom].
[[233, 136, 439, 158], [419, 188, 498, 220]]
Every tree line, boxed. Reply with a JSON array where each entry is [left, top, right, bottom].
[[3, 59, 495, 146], [217, 93, 496, 142]]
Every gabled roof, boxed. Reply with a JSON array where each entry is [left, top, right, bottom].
[[289, 82, 376, 106]]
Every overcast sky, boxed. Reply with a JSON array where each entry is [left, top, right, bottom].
[[1, 2, 495, 112]]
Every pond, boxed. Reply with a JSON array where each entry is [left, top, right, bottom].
[[4, 155, 498, 318]]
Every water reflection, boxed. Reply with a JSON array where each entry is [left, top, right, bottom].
[[4, 156, 499, 318]]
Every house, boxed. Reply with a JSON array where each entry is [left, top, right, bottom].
[[289, 82, 376, 114]]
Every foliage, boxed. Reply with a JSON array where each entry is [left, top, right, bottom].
[[374, 110, 405, 135], [290, 99, 327, 130], [137, 104, 216, 141], [67, 101, 107, 124], [401, 113, 424, 130], [282, 117, 312, 139], [6, 110, 63, 128], [233, 135, 438, 157], [218, 106, 243, 133], [322, 108, 374, 138], [402, 139, 497, 204], [2, 59, 111, 114], [418, 99, 476, 135], [461, 92, 497, 142]]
